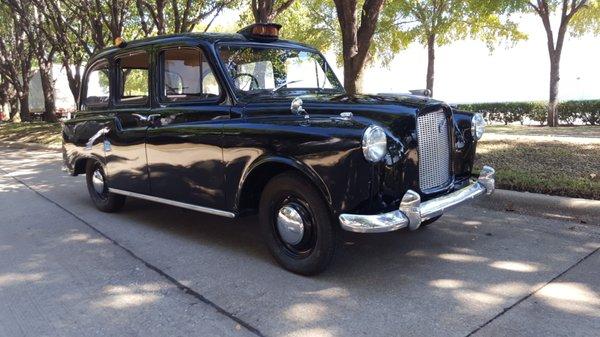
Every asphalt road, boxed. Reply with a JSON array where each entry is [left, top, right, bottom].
[[0, 146, 599, 337]]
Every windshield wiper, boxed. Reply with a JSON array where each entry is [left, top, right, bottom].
[[272, 80, 303, 92]]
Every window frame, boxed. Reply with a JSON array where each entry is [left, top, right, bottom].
[[114, 50, 151, 108], [82, 59, 111, 110], [157, 46, 224, 105]]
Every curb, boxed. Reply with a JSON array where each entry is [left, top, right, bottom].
[[474, 189, 600, 225], [0, 141, 61, 151]]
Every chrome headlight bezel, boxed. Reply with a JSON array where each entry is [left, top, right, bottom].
[[471, 113, 485, 140], [362, 125, 388, 162]]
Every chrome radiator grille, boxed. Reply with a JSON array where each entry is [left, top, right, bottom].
[[417, 110, 451, 191]]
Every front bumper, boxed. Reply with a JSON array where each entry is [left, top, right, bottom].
[[339, 166, 495, 233]]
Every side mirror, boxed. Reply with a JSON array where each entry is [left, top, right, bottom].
[[409, 89, 432, 97]]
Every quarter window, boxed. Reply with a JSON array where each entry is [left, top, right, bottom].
[[162, 47, 221, 102], [84, 61, 110, 108], [116, 51, 149, 105]]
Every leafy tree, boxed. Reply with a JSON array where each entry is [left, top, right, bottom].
[[33, 0, 89, 104], [386, 0, 525, 96], [332, 0, 386, 95], [251, 0, 295, 23], [135, 0, 238, 36], [275, 0, 338, 52], [7, 0, 58, 121], [0, 2, 35, 122], [525, 0, 599, 126]]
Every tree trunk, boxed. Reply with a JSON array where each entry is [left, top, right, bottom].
[[343, 58, 360, 95], [333, 0, 385, 96], [9, 95, 19, 121], [18, 92, 31, 122], [39, 61, 58, 122], [0, 82, 7, 120], [547, 54, 560, 127], [426, 33, 435, 95], [64, 62, 82, 105]]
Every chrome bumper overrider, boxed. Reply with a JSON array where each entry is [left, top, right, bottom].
[[339, 166, 495, 233]]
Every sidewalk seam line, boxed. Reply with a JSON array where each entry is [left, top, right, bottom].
[[0, 168, 266, 337], [465, 244, 600, 337]]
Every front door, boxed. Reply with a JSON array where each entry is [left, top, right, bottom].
[[145, 46, 229, 209], [105, 49, 153, 194]]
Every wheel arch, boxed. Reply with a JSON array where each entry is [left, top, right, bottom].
[[236, 156, 332, 215], [72, 154, 106, 176]]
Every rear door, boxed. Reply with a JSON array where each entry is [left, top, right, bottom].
[[105, 49, 153, 194], [145, 45, 229, 210]]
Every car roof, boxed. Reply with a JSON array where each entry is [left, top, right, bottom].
[[88, 32, 319, 64]]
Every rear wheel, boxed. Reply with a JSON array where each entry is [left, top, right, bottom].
[[85, 160, 125, 212], [259, 172, 336, 275]]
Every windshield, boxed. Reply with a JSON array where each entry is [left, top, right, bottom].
[[218, 45, 344, 98]]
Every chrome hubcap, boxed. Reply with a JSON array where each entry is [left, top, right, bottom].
[[92, 169, 105, 194], [276, 205, 305, 245]]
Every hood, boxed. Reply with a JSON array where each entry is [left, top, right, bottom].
[[242, 93, 449, 135], [242, 92, 442, 110]]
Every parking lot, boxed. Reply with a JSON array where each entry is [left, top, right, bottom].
[[1, 146, 599, 337]]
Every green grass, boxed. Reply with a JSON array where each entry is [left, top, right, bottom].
[[487, 124, 600, 138], [0, 122, 62, 147], [475, 139, 600, 200]]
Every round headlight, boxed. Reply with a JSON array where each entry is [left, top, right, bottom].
[[362, 125, 387, 162], [471, 113, 485, 140]]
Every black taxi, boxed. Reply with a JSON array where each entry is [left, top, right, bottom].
[[62, 23, 495, 275]]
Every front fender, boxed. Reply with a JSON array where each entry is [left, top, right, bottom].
[[236, 155, 332, 209]]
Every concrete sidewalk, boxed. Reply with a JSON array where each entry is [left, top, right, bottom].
[[0, 146, 599, 337], [0, 174, 255, 337]]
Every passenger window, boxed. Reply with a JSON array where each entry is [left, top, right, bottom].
[[162, 47, 221, 102], [116, 51, 149, 105], [84, 61, 110, 108]]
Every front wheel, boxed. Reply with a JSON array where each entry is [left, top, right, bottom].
[[259, 172, 336, 275], [85, 160, 126, 213]]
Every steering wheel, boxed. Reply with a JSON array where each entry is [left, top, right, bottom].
[[233, 73, 260, 91]]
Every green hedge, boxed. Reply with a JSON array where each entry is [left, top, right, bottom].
[[457, 100, 600, 126]]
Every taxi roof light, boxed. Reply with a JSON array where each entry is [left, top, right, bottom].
[[114, 37, 127, 48], [237, 23, 281, 40]]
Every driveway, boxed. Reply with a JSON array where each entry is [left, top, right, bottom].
[[0, 146, 598, 337]]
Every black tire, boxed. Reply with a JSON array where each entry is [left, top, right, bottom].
[[259, 172, 336, 276], [85, 160, 126, 213], [421, 215, 442, 227]]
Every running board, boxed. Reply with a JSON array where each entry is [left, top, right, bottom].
[[108, 188, 236, 218]]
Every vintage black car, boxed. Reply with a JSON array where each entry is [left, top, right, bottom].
[[63, 23, 495, 275]]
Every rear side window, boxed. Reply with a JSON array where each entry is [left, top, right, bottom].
[[84, 61, 110, 109], [161, 47, 221, 102], [116, 51, 149, 105]]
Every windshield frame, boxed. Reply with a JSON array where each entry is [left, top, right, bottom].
[[215, 42, 345, 101]]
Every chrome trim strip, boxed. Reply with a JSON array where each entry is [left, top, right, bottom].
[[339, 166, 495, 233], [108, 188, 236, 218]]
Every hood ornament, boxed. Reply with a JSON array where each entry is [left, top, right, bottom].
[[291, 97, 309, 119]]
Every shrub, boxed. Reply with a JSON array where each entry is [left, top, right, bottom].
[[558, 100, 600, 126], [457, 100, 600, 125]]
